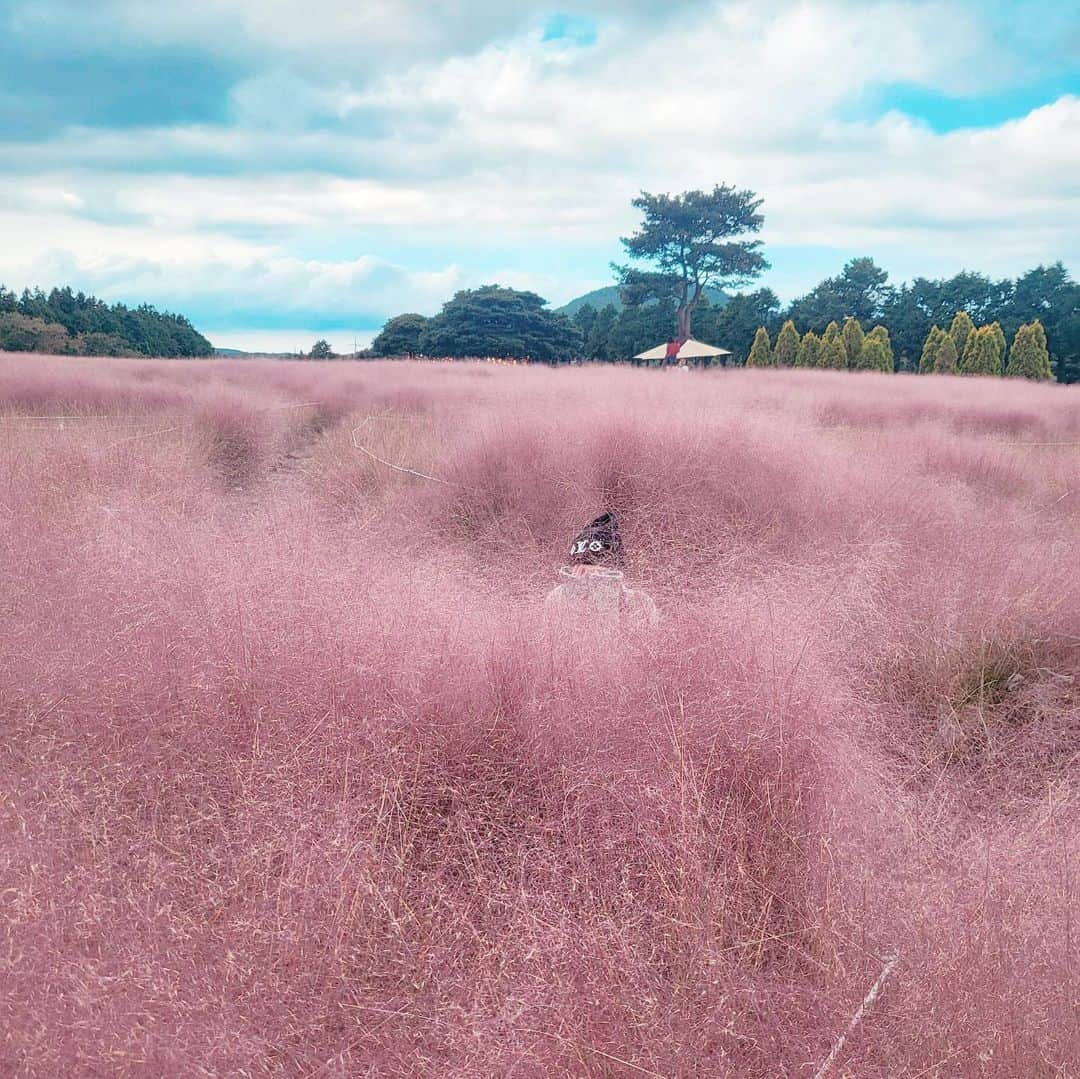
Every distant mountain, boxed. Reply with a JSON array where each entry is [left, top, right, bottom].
[[556, 284, 728, 318]]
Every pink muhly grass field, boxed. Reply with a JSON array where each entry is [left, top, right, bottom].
[[1, 353, 1078, 1076]]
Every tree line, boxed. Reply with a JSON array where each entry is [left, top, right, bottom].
[[571, 258, 1074, 381], [0, 286, 213, 358], [740, 310, 1052, 379], [371, 265, 1071, 382], [371, 179, 1077, 383]]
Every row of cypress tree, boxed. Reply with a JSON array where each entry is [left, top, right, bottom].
[[744, 312, 1054, 379], [745, 317, 895, 372], [918, 311, 1052, 379]]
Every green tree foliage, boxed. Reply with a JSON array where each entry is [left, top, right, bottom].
[[745, 326, 773, 367], [584, 303, 620, 360], [855, 336, 892, 372], [987, 321, 1007, 368], [308, 339, 334, 359], [960, 326, 1003, 376], [0, 284, 212, 356], [876, 265, 1080, 378], [1006, 264, 1079, 383], [795, 330, 821, 368], [842, 317, 865, 370], [933, 334, 959, 374], [866, 325, 895, 369], [786, 258, 891, 331], [418, 285, 582, 362], [571, 303, 598, 343], [880, 271, 1010, 369], [0, 313, 79, 354], [704, 288, 780, 363], [919, 326, 947, 373], [614, 184, 769, 340], [773, 319, 799, 367], [371, 313, 430, 356], [949, 311, 975, 366], [1005, 320, 1054, 380], [818, 331, 848, 370], [608, 300, 677, 360]]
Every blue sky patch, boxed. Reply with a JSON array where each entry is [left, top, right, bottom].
[[855, 75, 1080, 133], [542, 12, 598, 46]]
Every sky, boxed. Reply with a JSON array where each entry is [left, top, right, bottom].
[[2, 0, 1078, 353]]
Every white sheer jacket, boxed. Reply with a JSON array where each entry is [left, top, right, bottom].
[[543, 567, 659, 632]]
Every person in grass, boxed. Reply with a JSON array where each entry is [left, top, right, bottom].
[[544, 512, 659, 630]]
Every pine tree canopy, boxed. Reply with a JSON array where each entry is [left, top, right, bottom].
[[961, 326, 1002, 376], [842, 317, 865, 370], [795, 330, 820, 368], [919, 326, 946, 373], [949, 310, 975, 364], [855, 337, 892, 372], [774, 319, 799, 367], [819, 333, 848, 369], [746, 325, 774, 366], [1006, 319, 1054, 380], [933, 334, 959, 374], [614, 184, 768, 340]]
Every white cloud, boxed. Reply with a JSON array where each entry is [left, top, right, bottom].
[[2, 0, 1079, 323], [0, 199, 467, 321]]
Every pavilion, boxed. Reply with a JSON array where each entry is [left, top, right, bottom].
[[633, 338, 732, 367]]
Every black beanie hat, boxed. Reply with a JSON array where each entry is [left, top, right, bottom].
[[569, 512, 623, 566]]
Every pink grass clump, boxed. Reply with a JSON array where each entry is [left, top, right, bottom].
[[1, 354, 1078, 1076]]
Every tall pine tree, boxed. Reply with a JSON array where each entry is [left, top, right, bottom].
[[856, 336, 893, 372], [1006, 319, 1054, 380], [774, 319, 799, 367], [795, 330, 821, 368], [746, 326, 774, 367], [988, 321, 1007, 366], [960, 326, 1002, 376], [842, 317, 865, 370], [818, 332, 848, 369], [933, 334, 959, 374], [919, 325, 947, 373], [867, 325, 894, 370], [949, 310, 975, 364]]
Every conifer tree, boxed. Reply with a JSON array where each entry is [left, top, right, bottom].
[[823, 320, 841, 343], [774, 319, 799, 367], [933, 334, 959, 374], [856, 337, 892, 372], [819, 332, 848, 369], [960, 325, 980, 370], [988, 321, 1006, 367], [795, 330, 821, 368], [842, 317, 865, 370], [919, 325, 946, 374], [949, 311, 975, 364], [746, 325, 774, 367], [867, 325, 894, 370], [960, 326, 1002, 376], [1006, 319, 1054, 380]]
